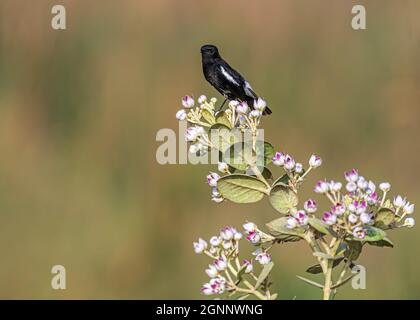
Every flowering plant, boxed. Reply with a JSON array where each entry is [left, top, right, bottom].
[[177, 95, 415, 300]]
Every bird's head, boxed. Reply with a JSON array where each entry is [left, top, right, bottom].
[[200, 45, 220, 60]]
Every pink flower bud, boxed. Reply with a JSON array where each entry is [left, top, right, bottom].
[[344, 169, 359, 183], [309, 154, 322, 168], [314, 180, 329, 194], [272, 152, 285, 166], [182, 95, 195, 108], [207, 172, 220, 187], [304, 199, 318, 213], [322, 212, 337, 225], [284, 154, 295, 170]]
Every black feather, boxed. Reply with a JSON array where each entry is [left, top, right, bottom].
[[201, 44, 272, 115]]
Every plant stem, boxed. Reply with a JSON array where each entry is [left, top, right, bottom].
[[323, 259, 333, 300], [250, 164, 271, 189]]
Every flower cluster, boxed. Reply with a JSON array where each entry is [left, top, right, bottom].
[[176, 95, 268, 156], [193, 223, 275, 299], [272, 153, 322, 186], [183, 93, 415, 300], [309, 168, 415, 239]]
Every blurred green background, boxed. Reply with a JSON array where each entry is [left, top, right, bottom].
[[0, 0, 419, 299]]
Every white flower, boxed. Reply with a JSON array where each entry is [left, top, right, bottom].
[[360, 212, 373, 224], [189, 143, 201, 154], [272, 152, 285, 166], [353, 227, 366, 239], [236, 101, 249, 114], [214, 256, 227, 271], [176, 109, 187, 121], [198, 95, 207, 104], [249, 110, 261, 118], [246, 231, 261, 244], [256, 252, 272, 265], [210, 277, 226, 294], [185, 126, 200, 142], [201, 283, 215, 295], [229, 100, 239, 108], [253, 97, 267, 112], [222, 240, 232, 250], [314, 180, 329, 194], [329, 181, 342, 192], [243, 221, 257, 233], [331, 203, 346, 216], [205, 264, 218, 278], [286, 217, 298, 229], [304, 199, 317, 213], [234, 232, 243, 241], [346, 182, 357, 193], [322, 212, 336, 225], [193, 238, 207, 254], [210, 97, 217, 104], [207, 172, 220, 187], [404, 202, 415, 214], [209, 236, 221, 247], [211, 196, 224, 203], [220, 227, 236, 241], [295, 163, 303, 173], [348, 213, 358, 224], [357, 177, 368, 190], [404, 217, 415, 228], [182, 95, 195, 108], [295, 210, 308, 226], [379, 182, 391, 192], [243, 259, 253, 273], [367, 181, 376, 194], [345, 169, 359, 183], [284, 154, 295, 170], [393, 195, 406, 208], [218, 162, 229, 173], [309, 154, 322, 168]]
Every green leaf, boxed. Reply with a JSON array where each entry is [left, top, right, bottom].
[[246, 167, 273, 180], [306, 257, 344, 274], [269, 184, 298, 214], [236, 264, 248, 283], [374, 208, 395, 230], [208, 124, 238, 152], [272, 174, 290, 187], [201, 109, 216, 125], [364, 226, 387, 242], [331, 274, 355, 289], [217, 174, 268, 203], [255, 262, 274, 289], [368, 237, 394, 248], [215, 111, 232, 128], [261, 141, 275, 166], [224, 142, 253, 171], [344, 241, 363, 261], [336, 242, 348, 257], [266, 217, 306, 238], [296, 275, 324, 289], [307, 217, 336, 236]]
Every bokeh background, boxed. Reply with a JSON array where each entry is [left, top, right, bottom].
[[0, 0, 419, 299]]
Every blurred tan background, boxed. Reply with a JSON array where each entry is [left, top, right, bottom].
[[0, 0, 419, 299]]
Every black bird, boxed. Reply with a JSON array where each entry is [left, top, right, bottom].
[[200, 44, 272, 115]]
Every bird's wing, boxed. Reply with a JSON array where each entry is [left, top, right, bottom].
[[219, 65, 241, 86], [244, 81, 258, 99], [219, 62, 258, 100]]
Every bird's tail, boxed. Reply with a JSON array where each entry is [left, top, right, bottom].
[[263, 106, 272, 115]]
